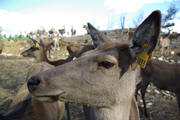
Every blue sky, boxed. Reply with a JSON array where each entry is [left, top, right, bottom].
[[0, 0, 180, 36]]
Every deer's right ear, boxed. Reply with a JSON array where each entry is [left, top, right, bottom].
[[129, 10, 161, 57], [87, 23, 111, 48]]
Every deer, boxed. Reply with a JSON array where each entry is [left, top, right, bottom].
[[48, 28, 60, 51], [27, 10, 161, 120], [135, 59, 180, 117], [159, 34, 171, 55], [43, 43, 95, 66], [26, 31, 36, 39], [0, 40, 65, 120], [71, 27, 76, 37], [83, 25, 90, 34], [20, 38, 53, 62], [59, 26, 66, 36], [0, 41, 4, 54]]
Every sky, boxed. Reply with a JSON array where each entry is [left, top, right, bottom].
[[0, 0, 180, 36]]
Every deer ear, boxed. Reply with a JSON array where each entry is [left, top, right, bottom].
[[130, 10, 161, 56], [30, 38, 37, 45], [87, 23, 111, 48]]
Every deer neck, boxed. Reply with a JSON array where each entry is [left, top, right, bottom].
[[33, 48, 45, 63], [96, 100, 132, 120], [35, 47, 46, 62]]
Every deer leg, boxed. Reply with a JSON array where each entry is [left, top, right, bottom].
[[176, 93, 180, 115], [57, 40, 60, 51], [135, 81, 143, 100], [48, 49, 51, 58], [83, 105, 98, 120], [141, 80, 150, 118], [65, 102, 71, 120]]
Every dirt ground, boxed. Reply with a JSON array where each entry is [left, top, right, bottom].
[[0, 34, 180, 120]]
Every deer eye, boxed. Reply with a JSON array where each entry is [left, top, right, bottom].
[[98, 61, 115, 69]]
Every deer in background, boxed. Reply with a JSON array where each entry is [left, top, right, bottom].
[[83, 25, 90, 34], [49, 28, 60, 51], [159, 34, 171, 55], [26, 31, 36, 39], [59, 26, 66, 37], [0, 39, 65, 120], [136, 59, 180, 118], [27, 11, 161, 120], [0, 41, 4, 54], [71, 27, 76, 37]]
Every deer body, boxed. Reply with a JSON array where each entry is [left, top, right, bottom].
[[27, 11, 161, 120], [136, 59, 180, 117], [142, 60, 180, 92], [48, 28, 60, 51], [159, 34, 171, 55], [59, 26, 66, 36], [71, 27, 76, 37]]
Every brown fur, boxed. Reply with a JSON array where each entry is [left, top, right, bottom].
[[2, 62, 65, 120], [59, 27, 66, 36], [160, 36, 170, 55], [136, 59, 180, 117], [49, 28, 57, 35], [27, 11, 161, 120], [1, 40, 65, 120]]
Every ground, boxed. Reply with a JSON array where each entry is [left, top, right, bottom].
[[0, 33, 180, 120]]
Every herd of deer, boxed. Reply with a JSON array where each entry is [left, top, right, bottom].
[[0, 10, 180, 120]]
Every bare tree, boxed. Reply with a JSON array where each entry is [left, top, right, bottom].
[[119, 13, 126, 29], [133, 11, 144, 27], [107, 16, 114, 30]]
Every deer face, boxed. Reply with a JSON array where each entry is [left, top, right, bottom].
[[21, 39, 40, 57], [28, 43, 139, 107], [27, 11, 161, 107]]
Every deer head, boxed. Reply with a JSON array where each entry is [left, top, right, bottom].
[[27, 11, 161, 120]]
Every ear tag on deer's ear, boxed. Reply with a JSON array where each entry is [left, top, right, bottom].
[[34, 40, 40, 48], [137, 43, 152, 68]]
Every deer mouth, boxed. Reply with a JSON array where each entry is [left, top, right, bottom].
[[34, 91, 66, 102]]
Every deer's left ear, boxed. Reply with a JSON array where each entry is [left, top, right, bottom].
[[130, 10, 161, 56], [87, 23, 111, 48]]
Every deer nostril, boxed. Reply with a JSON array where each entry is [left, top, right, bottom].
[[27, 78, 40, 93]]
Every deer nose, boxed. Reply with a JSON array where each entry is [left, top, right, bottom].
[[27, 78, 40, 93]]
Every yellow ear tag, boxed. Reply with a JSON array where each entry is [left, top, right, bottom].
[[34, 40, 40, 48], [137, 44, 151, 68]]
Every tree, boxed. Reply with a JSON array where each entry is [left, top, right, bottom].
[[119, 13, 126, 29], [133, 12, 144, 27], [162, 4, 179, 32], [107, 16, 114, 30]]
